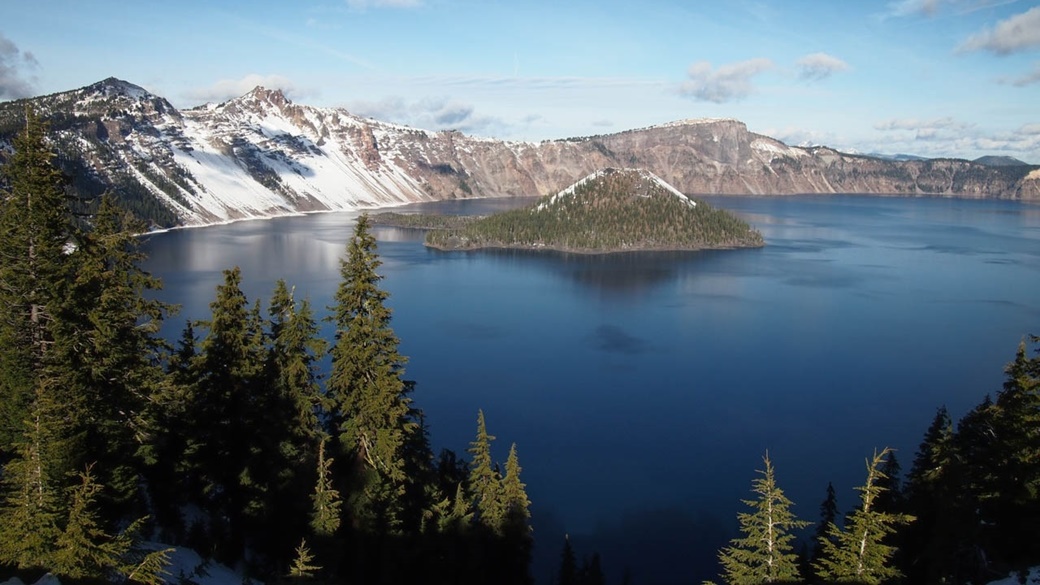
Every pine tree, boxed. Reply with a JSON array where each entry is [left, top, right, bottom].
[[903, 406, 959, 584], [182, 266, 267, 558], [810, 482, 838, 572], [49, 194, 171, 514], [310, 439, 342, 537], [500, 442, 533, 585], [558, 535, 578, 585], [327, 214, 414, 533], [467, 409, 503, 533], [716, 452, 809, 584], [0, 107, 76, 459], [288, 539, 321, 581], [0, 381, 64, 570], [815, 448, 914, 585]]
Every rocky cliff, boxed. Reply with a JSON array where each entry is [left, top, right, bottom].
[[0, 78, 1036, 228]]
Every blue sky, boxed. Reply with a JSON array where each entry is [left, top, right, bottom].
[[2, 0, 1039, 162]]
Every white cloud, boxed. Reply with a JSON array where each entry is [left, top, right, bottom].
[[0, 33, 38, 100], [679, 58, 773, 103], [874, 116, 973, 134], [959, 6, 1040, 54], [796, 53, 851, 81], [183, 74, 314, 104], [349, 96, 506, 136]]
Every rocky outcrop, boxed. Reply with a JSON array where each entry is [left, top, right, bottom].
[[1, 78, 1036, 229]]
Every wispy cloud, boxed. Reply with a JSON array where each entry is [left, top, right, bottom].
[[886, 0, 942, 17], [1000, 61, 1040, 85], [874, 116, 975, 140], [796, 53, 851, 81], [679, 58, 773, 103], [184, 74, 315, 104], [349, 96, 505, 136], [0, 33, 39, 100], [346, 0, 422, 10], [959, 6, 1040, 54]]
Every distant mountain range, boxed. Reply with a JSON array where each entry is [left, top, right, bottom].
[[1, 78, 1037, 229]]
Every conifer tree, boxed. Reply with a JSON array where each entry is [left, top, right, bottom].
[[500, 443, 533, 585], [310, 439, 342, 537], [49, 194, 171, 513], [815, 448, 914, 585], [810, 482, 838, 573], [288, 539, 320, 581], [327, 214, 414, 533], [182, 266, 267, 557], [716, 453, 809, 584], [0, 107, 76, 459], [0, 381, 64, 570], [902, 406, 959, 584], [467, 409, 503, 532], [558, 535, 578, 585]]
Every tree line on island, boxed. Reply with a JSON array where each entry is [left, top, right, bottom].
[[374, 168, 765, 253], [2, 110, 1040, 585]]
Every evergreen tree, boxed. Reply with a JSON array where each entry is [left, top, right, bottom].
[[310, 439, 342, 537], [716, 452, 809, 584], [558, 535, 578, 585], [810, 482, 838, 574], [500, 443, 533, 585], [0, 107, 76, 460], [49, 194, 171, 514], [288, 539, 320, 581], [467, 409, 503, 532], [815, 448, 914, 585], [182, 266, 267, 558], [326, 214, 414, 533], [0, 380, 65, 571], [903, 406, 960, 584]]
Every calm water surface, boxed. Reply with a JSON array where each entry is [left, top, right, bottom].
[[141, 195, 1040, 583]]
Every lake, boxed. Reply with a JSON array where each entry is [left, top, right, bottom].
[[140, 194, 1040, 584]]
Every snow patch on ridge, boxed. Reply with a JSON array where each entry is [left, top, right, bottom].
[[537, 168, 695, 210]]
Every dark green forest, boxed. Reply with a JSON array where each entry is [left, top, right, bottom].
[[2, 111, 1040, 585], [424, 168, 765, 253]]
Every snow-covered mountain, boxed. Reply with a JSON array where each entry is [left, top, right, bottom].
[[1, 78, 1037, 229]]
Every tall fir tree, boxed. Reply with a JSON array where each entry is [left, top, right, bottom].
[[182, 266, 268, 559], [310, 439, 342, 537], [558, 535, 578, 585], [0, 107, 77, 460], [810, 482, 838, 574], [903, 406, 960, 584], [467, 409, 503, 533], [500, 442, 533, 585], [48, 194, 171, 515], [815, 448, 914, 585], [326, 214, 415, 534], [715, 453, 810, 584]]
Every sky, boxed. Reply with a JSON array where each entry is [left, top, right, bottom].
[[2, 0, 1039, 162]]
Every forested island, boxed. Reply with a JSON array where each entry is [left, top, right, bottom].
[[374, 168, 764, 254], [3, 111, 1040, 585]]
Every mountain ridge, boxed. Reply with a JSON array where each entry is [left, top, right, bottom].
[[1, 77, 1037, 229]]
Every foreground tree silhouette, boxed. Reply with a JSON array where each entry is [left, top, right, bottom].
[[815, 448, 914, 584], [714, 452, 810, 584]]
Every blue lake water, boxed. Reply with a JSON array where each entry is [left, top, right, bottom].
[[140, 195, 1040, 584]]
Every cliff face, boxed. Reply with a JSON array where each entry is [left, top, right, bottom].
[[0, 78, 1036, 228]]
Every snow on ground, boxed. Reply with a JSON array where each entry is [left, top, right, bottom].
[[0, 546, 258, 585], [986, 566, 1040, 584]]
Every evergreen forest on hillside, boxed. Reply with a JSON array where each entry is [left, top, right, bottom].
[[2, 110, 1040, 585], [421, 168, 765, 253]]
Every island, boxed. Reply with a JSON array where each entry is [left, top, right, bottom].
[[372, 168, 765, 254]]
